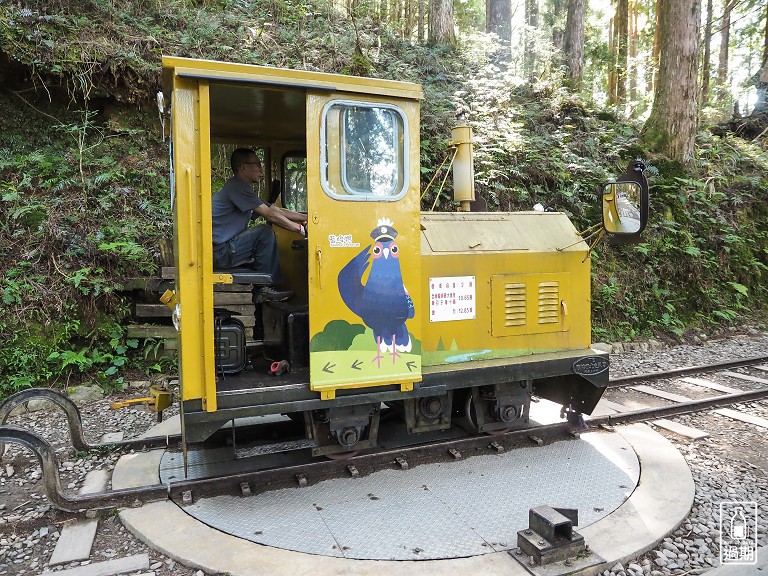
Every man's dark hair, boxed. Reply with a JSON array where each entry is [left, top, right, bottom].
[[230, 148, 259, 173]]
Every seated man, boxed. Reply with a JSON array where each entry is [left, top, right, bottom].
[[212, 148, 306, 307]]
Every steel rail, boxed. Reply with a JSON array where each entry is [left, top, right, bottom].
[[590, 386, 768, 427], [0, 420, 577, 510], [607, 354, 768, 387], [171, 385, 768, 503], [2, 385, 768, 510]]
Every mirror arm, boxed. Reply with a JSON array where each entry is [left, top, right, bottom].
[[577, 221, 604, 237], [582, 228, 606, 263], [557, 223, 603, 252]]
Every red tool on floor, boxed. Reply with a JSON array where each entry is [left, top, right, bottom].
[[269, 359, 290, 376]]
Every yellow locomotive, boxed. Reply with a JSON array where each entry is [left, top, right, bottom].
[[160, 56, 648, 458]]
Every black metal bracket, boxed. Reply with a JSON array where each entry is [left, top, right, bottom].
[[510, 505, 604, 575]]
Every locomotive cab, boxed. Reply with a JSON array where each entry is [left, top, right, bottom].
[[162, 57, 423, 456], [161, 56, 646, 461]]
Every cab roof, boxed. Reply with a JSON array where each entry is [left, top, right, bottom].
[[162, 56, 423, 143], [162, 56, 424, 100]]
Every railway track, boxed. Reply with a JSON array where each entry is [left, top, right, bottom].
[[607, 353, 768, 386], [2, 354, 768, 512]]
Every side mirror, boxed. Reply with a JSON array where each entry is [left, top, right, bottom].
[[602, 160, 649, 242]]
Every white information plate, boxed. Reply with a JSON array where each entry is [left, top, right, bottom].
[[429, 276, 476, 322]]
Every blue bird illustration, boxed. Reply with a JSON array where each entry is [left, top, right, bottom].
[[338, 218, 415, 367]]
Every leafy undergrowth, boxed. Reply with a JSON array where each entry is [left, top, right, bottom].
[[0, 0, 767, 394], [0, 91, 172, 392], [592, 135, 768, 341]]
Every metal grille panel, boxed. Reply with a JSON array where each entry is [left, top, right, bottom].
[[503, 283, 527, 326], [491, 273, 570, 337], [538, 281, 560, 324]]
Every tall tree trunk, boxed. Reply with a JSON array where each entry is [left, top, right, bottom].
[[393, 0, 402, 29], [608, 16, 616, 103], [428, 0, 455, 45], [716, 0, 731, 96], [629, 1, 638, 101], [487, 0, 512, 54], [418, 0, 425, 41], [753, 2, 768, 114], [525, 0, 539, 80], [608, 0, 629, 108], [650, 0, 663, 95], [643, 0, 701, 164], [551, 0, 565, 51], [405, 0, 412, 38], [701, 0, 713, 107], [563, 0, 586, 90]]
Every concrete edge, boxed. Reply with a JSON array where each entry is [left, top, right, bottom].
[[113, 423, 694, 576], [581, 423, 695, 574], [117, 499, 525, 576]]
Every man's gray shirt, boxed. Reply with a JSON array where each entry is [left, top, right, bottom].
[[211, 176, 266, 245]]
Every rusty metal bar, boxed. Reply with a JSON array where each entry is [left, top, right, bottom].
[[0, 388, 179, 460], [166, 421, 575, 503], [0, 388, 91, 451], [3, 360, 767, 512], [0, 425, 167, 512]]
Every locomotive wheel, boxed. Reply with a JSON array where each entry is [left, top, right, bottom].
[[325, 450, 359, 460], [464, 394, 513, 436], [464, 393, 478, 433]]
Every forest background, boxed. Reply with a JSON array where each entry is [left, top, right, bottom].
[[0, 0, 766, 393]]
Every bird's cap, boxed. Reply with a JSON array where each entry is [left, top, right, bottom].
[[371, 218, 398, 241]]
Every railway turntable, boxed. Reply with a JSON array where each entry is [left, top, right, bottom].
[[112, 399, 694, 576]]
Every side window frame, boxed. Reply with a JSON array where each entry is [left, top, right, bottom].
[[319, 99, 409, 202]]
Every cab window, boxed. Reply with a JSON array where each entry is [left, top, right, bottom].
[[321, 101, 407, 201], [282, 153, 307, 213]]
